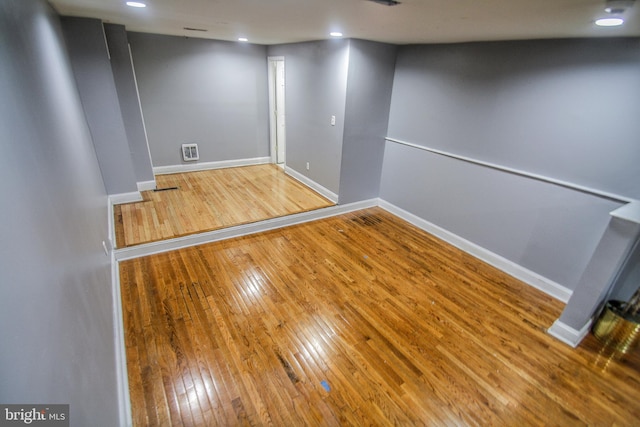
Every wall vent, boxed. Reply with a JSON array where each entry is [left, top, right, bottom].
[[182, 143, 199, 162], [367, 0, 401, 5]]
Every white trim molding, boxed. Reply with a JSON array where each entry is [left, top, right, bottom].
[[610, 200, 640, 224], [153, 157, 271, 175], [137, 180, 156, 192], [111, 254, 133, 427], [115, 199, 377, 261], [547, 319, 592, 348], [385, 137, 635, 204], [284, 166, 339, 203], [378, 199, 573, 303], [107, 197, 115, 254], [108, 191, 143, 206]]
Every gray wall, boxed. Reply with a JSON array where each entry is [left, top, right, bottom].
[[62, 17, 138, 195], [387, 39, 640, 200], [380, 38, 640, 328], [339, 39, 397, 204], [127, 33, 270, 167], [0, 0, 119, 424], [268, 40, 350, 195], [104, 24, 155, 186]]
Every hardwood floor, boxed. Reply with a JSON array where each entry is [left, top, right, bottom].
[[119, 208, 640, 426], [114, 164, 334, 248]]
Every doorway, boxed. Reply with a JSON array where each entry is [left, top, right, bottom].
[[268, 56, 286, 165]]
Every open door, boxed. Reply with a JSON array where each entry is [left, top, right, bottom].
[[268, 57, 286, 165]]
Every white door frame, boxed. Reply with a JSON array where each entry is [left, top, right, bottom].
[[268, 56, 286, 165]]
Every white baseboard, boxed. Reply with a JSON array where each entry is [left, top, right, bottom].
[[115, 199, 378, 261], [137, 180, 156, 192], [284, 166, 339, 203], [377, 199, 573, 303], [108, 191, 143, 206], [153, 157, 271, 175], [111, 255, 133, 427], [547, 319, 592, 348]]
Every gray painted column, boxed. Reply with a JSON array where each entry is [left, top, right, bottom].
[[609, 237, 640, 301], [61, 17, 138, 195], [552, 213, 640, 344], [339, 40, 397, 204], [104, 24, 155, 187]]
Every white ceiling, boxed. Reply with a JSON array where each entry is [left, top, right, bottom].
[[49, 0, 640, 45]]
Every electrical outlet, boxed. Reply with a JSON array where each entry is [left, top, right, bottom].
[[306, 162, 310, 170]]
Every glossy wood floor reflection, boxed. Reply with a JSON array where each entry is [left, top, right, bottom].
[[114, 164, 334, 248], [120, 208, 640, 426]]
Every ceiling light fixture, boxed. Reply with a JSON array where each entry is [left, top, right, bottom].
[[126, 1, 146, 7], [238, 37, 249, 42], [595, 17, 625, 26], [330, 32, 343, 37]]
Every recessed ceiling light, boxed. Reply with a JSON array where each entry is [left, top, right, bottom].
[[238, 37, 249, 42], [126, 1, 146, 7], [330, 32, 343, 37], [595, 17, 625, 26]]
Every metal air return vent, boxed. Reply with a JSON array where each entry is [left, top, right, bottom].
[[182, 143, 199, 162]]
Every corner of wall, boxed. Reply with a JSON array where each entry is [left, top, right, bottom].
[[285, 166, 339, 203], [108, 192, 143, 206], [137, 180, 156, 192], [547, 319, 592, 348]]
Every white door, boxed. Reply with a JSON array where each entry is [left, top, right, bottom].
[[268, 57, 286, 164]]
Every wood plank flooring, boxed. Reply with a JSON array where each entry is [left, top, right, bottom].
[[114, 164, 334, 248], [119, 208, 640, 426]]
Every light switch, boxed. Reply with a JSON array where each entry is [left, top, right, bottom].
[[331, 115, 336, 126]]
